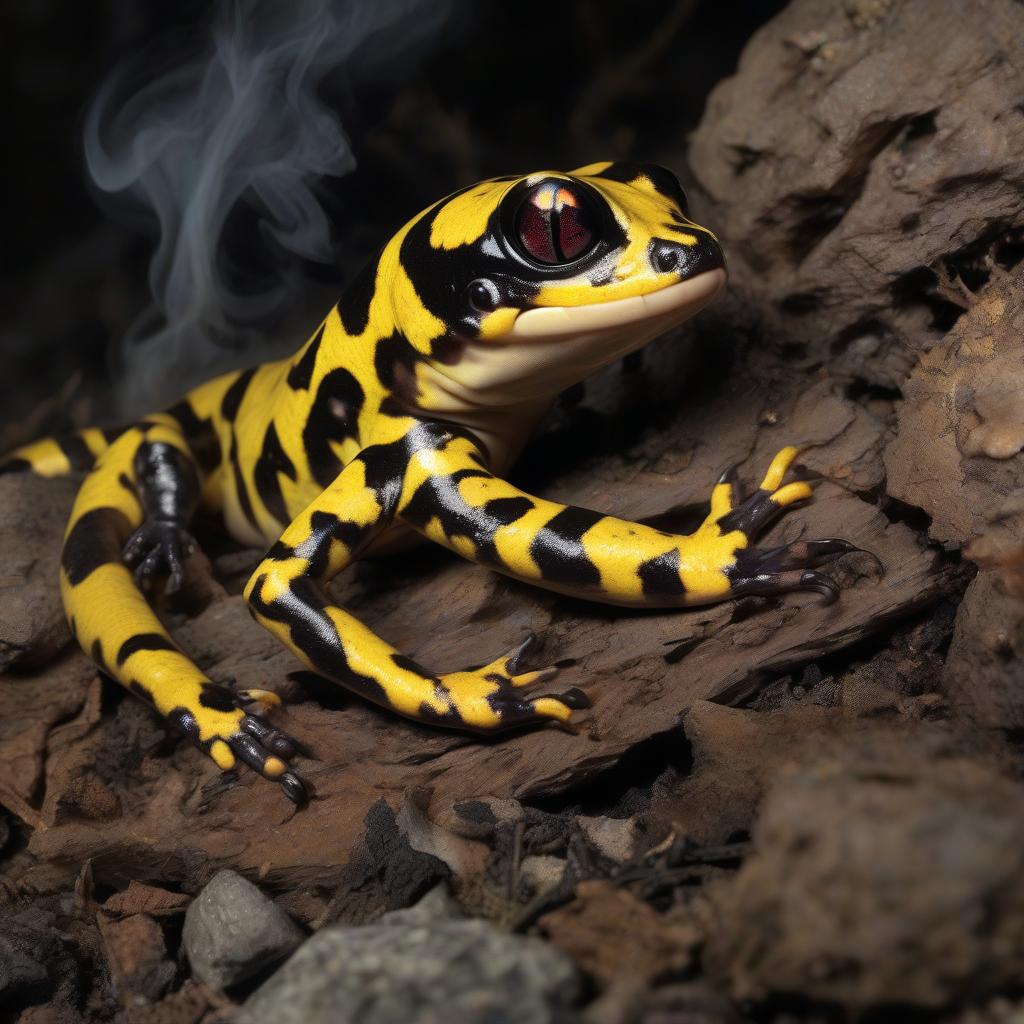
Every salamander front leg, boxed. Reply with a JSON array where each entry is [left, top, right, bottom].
[[695, 447, 877, 604], [243, 444, 590, 740]]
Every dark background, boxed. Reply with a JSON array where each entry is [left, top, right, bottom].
[[0, 0, 786, 443]]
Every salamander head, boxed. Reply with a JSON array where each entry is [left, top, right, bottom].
[[375, 161, 726, 408]]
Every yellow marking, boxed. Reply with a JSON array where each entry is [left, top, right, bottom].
[[709, 480, 734, 519], [477, 307, 519, 339], [532, 698, 573, 723], [770, 481, 813, 507], [570, 161, 613, 176], [210, 741, 235, 770], [429, 179, 511, 250], [239, 688, 282, 709], [81, 428, 110, 458], [760, 446, 801, 491], [263, 757, 287, 777], [10, 437, 71, 477]]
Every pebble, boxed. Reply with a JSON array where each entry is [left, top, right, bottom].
[[183, 869, 304, 989]]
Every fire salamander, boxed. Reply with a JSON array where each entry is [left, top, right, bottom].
[[1, 162, 861, 805]]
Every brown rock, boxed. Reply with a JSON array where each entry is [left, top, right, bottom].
[[539, 880, 697, 988], [689, 0, 1024, 388], [885, 272, 1024, 548], [96, 912, 175, 1003], [703, 734, 1024, 1008], [0, 474, 77, 669], [943, 571, 1024, 732]]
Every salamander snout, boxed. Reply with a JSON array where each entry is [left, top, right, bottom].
[[650, 234, 725, 280]]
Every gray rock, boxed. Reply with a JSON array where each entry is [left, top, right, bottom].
[[377, 882, 462, 928], [183, 869, 304, 989], [244, 917, 580, 1024]]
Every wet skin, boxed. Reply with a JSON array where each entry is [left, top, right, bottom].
[[2, 162, 863, 804]]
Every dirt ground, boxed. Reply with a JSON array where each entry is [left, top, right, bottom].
[[2, 2, 1024, 1022]]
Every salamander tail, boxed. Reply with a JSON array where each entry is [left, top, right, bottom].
[[0, 426, 126, 478]]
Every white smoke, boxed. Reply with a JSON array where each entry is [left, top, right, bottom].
[[84, 0, 452, 414]]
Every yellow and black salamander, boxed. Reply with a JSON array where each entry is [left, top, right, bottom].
[[1, 162, 860, 803]]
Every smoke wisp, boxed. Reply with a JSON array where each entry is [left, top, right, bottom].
[[84, 0, 451, 414]]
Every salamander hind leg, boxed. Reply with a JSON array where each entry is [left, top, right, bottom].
[[687, 446, 876, 605]]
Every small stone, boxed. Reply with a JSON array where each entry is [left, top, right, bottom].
[[519, 855, 567, 894], [183, 869, 304, 989], [576, 815, 639, 863], [97, 912, 175, 1002], [245, 917, 580, 1024], [378, 883, 462, 927]]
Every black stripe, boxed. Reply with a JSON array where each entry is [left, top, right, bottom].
[[287, 324, 324, 390], [57, 434, 95, 471], [116, 632, 177, 666], [165, 400, 221, 474], [483, 497, 534, 525], [335, 258, 378, 336], [637, 548, 685, 598], [253, 422, 297, 525], [221, 368, 256, 422], [0, 457, 31, 476], [232, 452, 260, 530], [302, 368, 365, 488], [529, 507, 603, 587], [62, 507, 130, 586], [247, 573, 389, 706]]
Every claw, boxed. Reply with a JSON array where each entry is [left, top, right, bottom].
[[238, 687, 283, 713], [550, 686, 590, 710], [505, 631, 540, 674], [279, 771, 310, 807], [730, 567, 840, 604], [800, 570, 840, 603], [122, 520, 197, 597]]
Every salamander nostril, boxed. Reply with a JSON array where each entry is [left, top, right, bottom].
[[650, 235, 725, 279]]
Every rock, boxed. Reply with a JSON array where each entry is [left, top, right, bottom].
[[539, 880, 696, 989], [182, 870, 304, 990], [0, 474, 77, 670], [703, 734, 1024, 1008], [96, 912, 175, 1003], [377, 882, 462, 927], [575, 816, 639, 864], [884, 272, 1024, 548], [103, 880, 191, 919], [688, 0, 1024, 389], [519, 855, 567, 896], [244, 917, 581, 1024], [943, 572, 1024, 732]]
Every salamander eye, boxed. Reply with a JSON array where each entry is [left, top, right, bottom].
[[513, 181, 598, 265]]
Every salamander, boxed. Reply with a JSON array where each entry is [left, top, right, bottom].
[[1, 162, 861, 804]]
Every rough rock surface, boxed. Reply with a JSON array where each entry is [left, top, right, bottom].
[[885, 271, 1024, 548], [688, 0, 1024, 387], [703, 734, 1024, 1009], [0, 474, 77, 669], [182, 869, 304, 989], [243, 916, 580, 1024]]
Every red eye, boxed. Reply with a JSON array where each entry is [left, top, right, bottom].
[[513, 182, 597, 265]]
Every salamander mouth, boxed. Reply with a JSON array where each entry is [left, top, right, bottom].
[[505, 267, 727, 341]]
